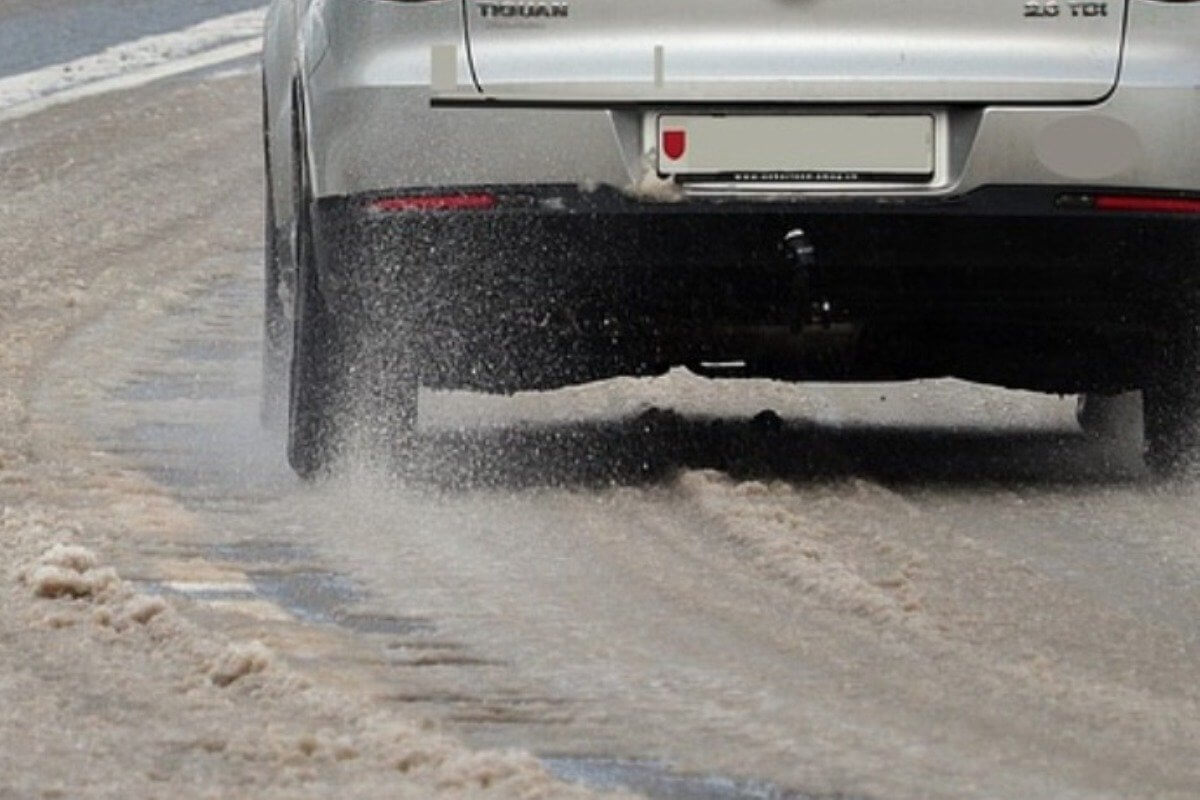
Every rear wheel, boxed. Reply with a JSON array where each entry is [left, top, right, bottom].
[[286, 113, 417, 478], [287, 213, 419, 477], [1143, 361, 1200, 479], [261, 180, 291, 429], [261, 81, 291, 429], [288, 276, 418, 476], [1142, 293, 1200, 478], [1075, 392, 1140, 441]]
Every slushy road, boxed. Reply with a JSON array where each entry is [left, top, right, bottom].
[[2, 13, 1199, 799]]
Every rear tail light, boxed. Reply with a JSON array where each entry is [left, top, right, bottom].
[[1059, 193, 1200, 215], [367, 192, 497, 213], [1094, 195, 1200, 215]]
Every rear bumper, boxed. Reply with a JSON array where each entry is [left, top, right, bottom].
[[312, 184, 1200, 393]]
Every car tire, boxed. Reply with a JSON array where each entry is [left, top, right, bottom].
[[286, 131, 417, 478], [1142, 301, 1200, 478], [261, 179, 291, 430], [286, 208, 331, 478], [1075, 392, 1141, 441]]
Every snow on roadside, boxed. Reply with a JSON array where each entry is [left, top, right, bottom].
[[1, 505, 636, 798], [209, 639, 274, 687], [0, 61, 629, 798], [0, 9, 264, 118]]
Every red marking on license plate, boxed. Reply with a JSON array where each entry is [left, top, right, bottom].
[[662, 129, 687, 160]]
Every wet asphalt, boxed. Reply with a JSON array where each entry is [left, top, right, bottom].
[[46, 251, 845, 800], [53, 252, 1150, 800], [64, 262, 842, 793]]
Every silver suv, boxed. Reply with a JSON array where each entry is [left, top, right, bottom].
[[262, 0, 1200, 476]]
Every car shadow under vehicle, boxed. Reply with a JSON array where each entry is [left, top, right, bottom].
[[380, 409, 1145, 493]]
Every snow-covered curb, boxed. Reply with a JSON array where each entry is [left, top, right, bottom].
[[0, 10, 264, 123]]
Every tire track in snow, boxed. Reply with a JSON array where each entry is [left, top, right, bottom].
[[675, 470, 928, 624]]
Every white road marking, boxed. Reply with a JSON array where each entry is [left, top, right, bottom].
[[201, 598, 294, 622], [162, 579, 256, 595], [0, 9, 264, 123]]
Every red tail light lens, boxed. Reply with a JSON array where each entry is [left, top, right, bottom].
[[1094, 195, 1200, 214], [367, 192, 497, 213]]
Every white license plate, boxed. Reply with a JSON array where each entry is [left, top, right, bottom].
[[656, 114, 935, 183]]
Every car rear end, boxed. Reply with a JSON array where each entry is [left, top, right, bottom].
[[269, 0, 1200, 471]]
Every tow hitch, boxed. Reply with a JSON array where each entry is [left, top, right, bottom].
[[782, 227, 833, 331]]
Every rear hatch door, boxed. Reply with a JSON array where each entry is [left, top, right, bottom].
[[462, 0, 1127, 103]]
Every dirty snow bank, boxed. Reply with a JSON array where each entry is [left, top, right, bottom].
[[0, 9, 264, 120], [0, 72, 633, 798], [14, 537, 170, 632], [1, 507, 634, 798]]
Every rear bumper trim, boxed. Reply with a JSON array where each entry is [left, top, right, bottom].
[[309, 183, 1198, 393]]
